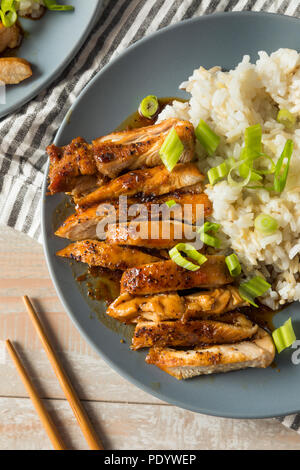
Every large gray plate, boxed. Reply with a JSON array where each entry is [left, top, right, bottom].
[[0, 0, 102, 119], [42, 12, 300, 419]]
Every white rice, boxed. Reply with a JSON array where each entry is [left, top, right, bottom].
[[158, 48, 300, 309], [17, 0, 45, 18]]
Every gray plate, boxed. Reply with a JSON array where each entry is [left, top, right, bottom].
[[42, 12, 300, 419], [0, 0, 102, 119]]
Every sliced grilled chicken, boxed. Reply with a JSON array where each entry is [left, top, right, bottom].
[[92, 118, 195, 177], [47, 119, 195, 194], [55, 191, 211, 241], [0, 23, 22, 53], [0, 58, 32, 85], [106, 286, 247, 323], [55, 200, 123, 240], [56, 239, 161, 270], [121, 255, 233, 295], [131, 313, 258, 350], [75, 164, 204, 208], [146, 328, 275, 379], [106, 220, 198, 249]]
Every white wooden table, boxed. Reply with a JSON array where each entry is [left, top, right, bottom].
[[0, 225, 300, 450]]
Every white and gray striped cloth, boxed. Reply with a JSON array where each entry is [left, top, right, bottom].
[[1, 0, 300, 432]]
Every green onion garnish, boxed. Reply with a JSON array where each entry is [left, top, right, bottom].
[[195, 119, 220, 156], [159, 127, 184, 172], [228, 160, 252, 188], [243, 124, 262, 160], [239, 124, 263, 181], [276, 109, 296, 129], [169, 243, 207, 271], [165, 199, 176, 208], [208, 161, 229, 185], [44, 0, 74, 10], [252, 153, 275, 175], [225, 254, 241, 277], [0, 0, 17, 27], [239, 276, 271, 308], [138, 95, 159, 119], [272, 318, 296, 353], [273, 139, 293, 193], [254, 213, 278, 235], [197, 222, 221, 248]]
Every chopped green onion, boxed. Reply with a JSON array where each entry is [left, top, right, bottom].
[[254, 213, 278, 235], [0, 0, 17, 27], [252, 153, 275, 175], [228, 160, 252, 187], [272, 318, 296, 353], [273, 139, 293, 193], [44, 0, 74, 10], [207, 161, 228, 185], [169, 243, 207, 271], [195, 119, 220, 155], [239, 276, 271, 308], [225, 254, 241, 277], [138, 95, 159, 119], [159, 128, 184, 172], [239, 124, 263, 181], [165, 199, 176, 208], [277, 109, 296, 129], [197, 222, 221, 248], [243, 124, 262, 160]]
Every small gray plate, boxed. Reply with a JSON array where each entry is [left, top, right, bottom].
[[0, 0, 102, 119], [42, 12, 300, 418]]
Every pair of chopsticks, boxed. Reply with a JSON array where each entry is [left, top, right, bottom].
[[5, 296, 103, 450]]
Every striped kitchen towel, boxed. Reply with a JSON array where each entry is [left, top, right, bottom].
[[0, 0, 300, 433]]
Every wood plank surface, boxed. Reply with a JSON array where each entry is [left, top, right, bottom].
[[1, 225, 300, 450]]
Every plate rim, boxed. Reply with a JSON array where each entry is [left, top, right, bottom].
[[0, 0, 103, 119], [42, 10, 300, 419]]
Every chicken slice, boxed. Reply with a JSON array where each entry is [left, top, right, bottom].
[[120, 255, 233, 295], [92, 118, 195, 177], [76, 163, 204, 208], [106, 286, 247, 323], [131, 313, 258, 350], [56, 239, 161, 270], [146, 328, 275, 379], [106, 220, 199, 249], [47, 118, 195, 194], [0, 23, 22, 53], [55, 191, 211, 241], [0, 58, 32, 85]]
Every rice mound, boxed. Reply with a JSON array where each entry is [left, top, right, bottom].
[[158, 49, 300, 309], [17, 0, 45, 18]]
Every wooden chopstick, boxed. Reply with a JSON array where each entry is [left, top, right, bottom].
[[5, 339, 67, 450], [22, 296, 103, 451]]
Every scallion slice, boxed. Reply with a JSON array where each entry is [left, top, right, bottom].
[[197, 222, 221, 248], [272, 318, 296, 353], [138, 95, 159, 119], [225, 254, 241, 277], [228, 160, 252, 187], [276, 109, 296, 129], [159, 128, 184, 172], [254, 213, 278, 235], [239, 276, 271, 307], [165, 199, 176, 208], [273, 139, 293, 193], [44, 0, 74, 10], [195, 119, 220, 155], [0, 0, 17, 27], [243, 124, 262, 159], [169, 243, 207, 271], [207, 161, 229, 185]]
